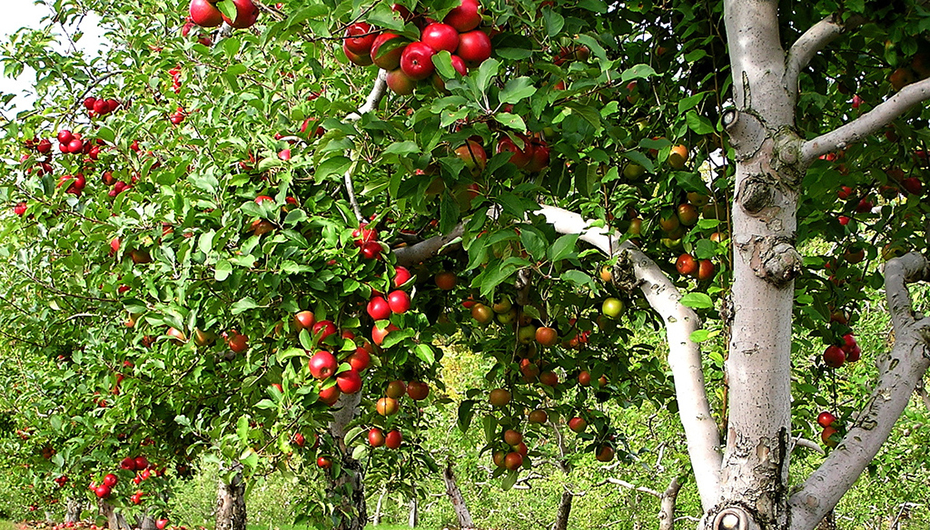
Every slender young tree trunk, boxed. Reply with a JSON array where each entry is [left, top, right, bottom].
[[553, 491, 573, 530], [657, 477, 682, 530], [329, 392, 367, 530], [407, 497, 417, 528], [373, 487, 386, 526], [215, 463, 246, 530], [440, 463, 475, 530]]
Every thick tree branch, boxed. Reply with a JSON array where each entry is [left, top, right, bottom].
[[346, 69, 388, 122], [785, 15, 845, 96], [533, 205, 722, 510], [393, 224, 465, 266], [801, 78, 930, 164], [788, 252, 930, 530]]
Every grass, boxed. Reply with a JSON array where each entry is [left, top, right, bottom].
[[247, 525, 440, 530]]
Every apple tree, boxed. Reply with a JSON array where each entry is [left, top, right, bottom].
[[2, 0, 930, 529]]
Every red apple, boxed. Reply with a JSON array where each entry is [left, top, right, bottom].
[[443, 0, 482, 32], [823, 345, 845, 368], [344, 42, 375, 66], [393, 266, 413, 288], [421, 23, 459, 53], [319, 384, 341, 406], [456, 30, 492, 64], [454, 140, 487, 176], [368, 427, 385, 447], [387, 290, 411, 314], [189, 0, 223, 27], [344, 22, 377, 54], [385, 429, 403, 449], [400, 42, 437, 80], [346, 347, 371, 371], [308, 350, 337, 379], [496, 136, 530, 168], [406, 381, 429, 400], [817, 412, 836, 428], [336, 368, 363, 394], [371, 33, 405, 70], [367, 296, 392, 320], [222, 0, 259, 29], [294, 310, 316, 332], [372, 323, 399, 346], [524, 140, 550, 172], [312, 320, 337, 342]]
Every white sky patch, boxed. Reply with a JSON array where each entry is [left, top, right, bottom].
[[0, 1, 107, 113]]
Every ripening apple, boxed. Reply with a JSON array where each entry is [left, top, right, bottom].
[[676, 253, 698, 276], [386, 68, 416, 95], [227, 331, 249, 353], [386, 380, 407, 398], [318, 384, 341, 406], [817, 412, 836, 428], [488, 388, 511, 407], [496, 136, 531, 168], [454, 140, 487, 176], [371, 323, 399, 346], [503, 452, 523, 470], [385, 429, 403, 449], [346, 347, 371, 371], [376, 397, 399, 416], [823, 345, 845, 368], [568, 416, 587, 433], [344, 42, 375, 66], [602, 297, 624, 318], [406, 381, 429, 400], [367, 296, 392, 320], [371, 33, 405, 70], [528, 409, 548, 423], [668, 144, 689, 169], [294, 311, 316, 332]]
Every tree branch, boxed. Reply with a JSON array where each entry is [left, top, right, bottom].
[[788, 252, 930, 530], [342, 70, 389, 222], [785, 15, 845, 96], [533, 205, 722, 510], [801, 78, 930, 164], [393, 223, 465, 267]]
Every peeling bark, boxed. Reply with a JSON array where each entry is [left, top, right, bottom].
[[329, 392, 367, 530], [64, 498, 83, 524], [215, 464, 246, 530], [441, 462, 476, 530]]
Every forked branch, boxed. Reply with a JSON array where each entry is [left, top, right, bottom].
[[788, 252, 930, 530], [785, 15, 846, 95], [343, 70, 389, 221]]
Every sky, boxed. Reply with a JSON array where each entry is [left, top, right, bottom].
[[0, 1, 107, 113]]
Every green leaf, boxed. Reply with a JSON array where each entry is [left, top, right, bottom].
[[383, 141, 420, 156], [620, 64, 658, 82], [678, 92, 706, 113], [500, 77, 537, 104], [548, 233, 579, 262], [457, 400, 476, 433], [502, 469, 519, 490], [231, 297, 261, 315], [316, 156, 352, 180], [495, 112, 527, 131], [216, 0, 237, 20], [686, 111, 715, 134], [254, 399, 276, 410], [561, 269, 595, 289], [689, 329, 711, 343], [680, 293, 714, 309], [520, 227, 548, 262], [214, 260, 232, 281], [439, 193, 461, 235], [415, 344, 435, 364]]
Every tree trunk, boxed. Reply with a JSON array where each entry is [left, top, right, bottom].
[[657, 477, 682, 530], [440, 462, 475, 530], [373, 487, 386, 526], [139, 515, 157, 530], [553, 491, 572, 530], [407, 497, 417, 528], [215, 463, 246, 530], [98, 500, 129, 530], [329, 392, 367, 530], [64, 498, 83, 524]]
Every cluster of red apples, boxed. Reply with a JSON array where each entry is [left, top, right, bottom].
[[822, 333, 861, 368], [82, 96, 121, 118], [371, 380, 431, 451], [342, 0, 493, 95], [188, 0, 258, 30]]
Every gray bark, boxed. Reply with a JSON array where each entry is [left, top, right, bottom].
[[658, 477, 682, 530], [215, 463, 246, 530], [64, 498, 83, 523], [140, 515, 157, 530], [553, 491, 573, 530], [98, 500, 129, 530], [373, 488, 386, 526], [441, 463, 475, 530], [329, 392, 367, 530]]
